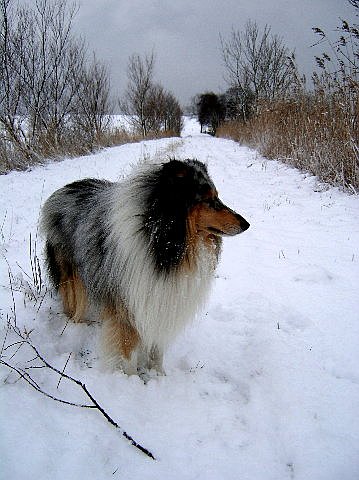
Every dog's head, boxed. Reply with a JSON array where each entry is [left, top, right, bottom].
[[162, 159, 250, 238], [190, 192, 250, 237], [144, 158, 249, 271]]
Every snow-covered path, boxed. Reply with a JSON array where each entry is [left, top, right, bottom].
[[1, 119, 359, 479]]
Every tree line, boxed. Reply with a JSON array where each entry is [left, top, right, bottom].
[[2, 0, 357, 189], [0, 0, 182, 173]]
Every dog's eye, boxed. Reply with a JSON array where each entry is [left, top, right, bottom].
[[203, 198, 222, 210]]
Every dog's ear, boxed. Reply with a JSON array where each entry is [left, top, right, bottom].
[[163, 160, 190, 182], [174, 168, 188, 178]]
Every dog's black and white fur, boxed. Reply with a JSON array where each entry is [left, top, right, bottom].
[[41, 159, 249, 376]]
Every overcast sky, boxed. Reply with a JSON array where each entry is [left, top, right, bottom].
[[73, 0, 355, 107]]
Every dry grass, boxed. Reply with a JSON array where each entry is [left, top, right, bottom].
[[0, 126, 180, 175], [218, 90, 359, 192]]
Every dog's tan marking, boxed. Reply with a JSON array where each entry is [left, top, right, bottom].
[[196, 204, 241, 235], [184, 210, 201, 268], [55, 250, 87, 323], [59, 275, 88, 323], [102, 304, 140, 360], [183, 205, 221, 273]]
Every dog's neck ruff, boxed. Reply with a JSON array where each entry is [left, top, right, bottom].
[[107, 171, 218, 350]]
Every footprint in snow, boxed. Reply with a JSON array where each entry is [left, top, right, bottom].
[[293, 264, 333, 284]]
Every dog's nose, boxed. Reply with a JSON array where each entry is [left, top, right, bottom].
[[240, 216, 250, 232]]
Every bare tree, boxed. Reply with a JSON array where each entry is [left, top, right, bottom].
[[221, 86, 255, 122], [74, 57, 112, 149], [0, 0, 34, 162], [0, 0, 82, 157], [121, 52, 155, 136], [197, 92, 225, 134], [221, 21, 297, 111], [18, 0, 88, 153], [162, 91, 183, 135], [121, 52, 182, 137], [143, 83, 167, 135]]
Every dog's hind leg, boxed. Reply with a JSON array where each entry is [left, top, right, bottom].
[[46, 242, 88, 322], [61, 274, 88, 323], [102, 303, 140, 375]]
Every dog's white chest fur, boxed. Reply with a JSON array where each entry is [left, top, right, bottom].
[[107, 181, 217, 350]]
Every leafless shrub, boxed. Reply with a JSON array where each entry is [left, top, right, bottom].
[[144, 84, 183, 136]]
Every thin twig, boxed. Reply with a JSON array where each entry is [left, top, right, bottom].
[[1, 359, 94, 408], [56, 352, 72, 389], [60, 317, 70, 336], [7, 269, 16, 326], [1, 324, 156, 460], [0, 318, 11, 357]]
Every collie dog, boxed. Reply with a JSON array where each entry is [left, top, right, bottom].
[[41, 159, 249, 377]]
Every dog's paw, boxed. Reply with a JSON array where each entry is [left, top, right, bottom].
[[137, 367, 166, 384]]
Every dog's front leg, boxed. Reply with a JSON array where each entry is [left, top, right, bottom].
[[148, 345, 165, 375], [102, 304, 140, 375], [137, 344, 165, 382]]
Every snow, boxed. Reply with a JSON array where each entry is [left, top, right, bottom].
[[1, 117, 359, 479]]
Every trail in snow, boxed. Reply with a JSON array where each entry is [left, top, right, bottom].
[[1, 118, 359, 480]]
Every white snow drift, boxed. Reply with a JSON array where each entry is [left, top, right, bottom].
[[1, 118, 359, 480]]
